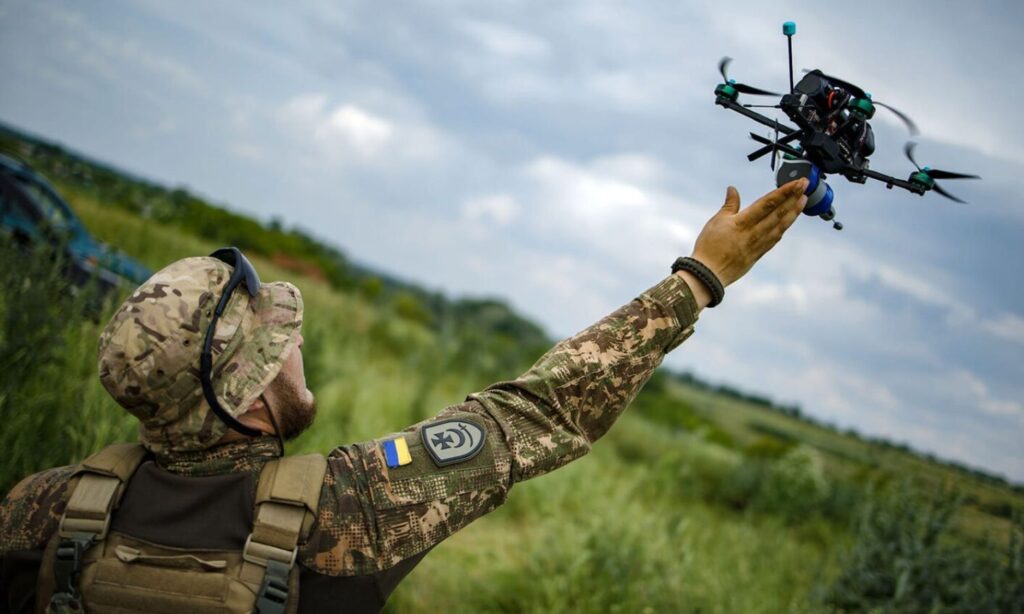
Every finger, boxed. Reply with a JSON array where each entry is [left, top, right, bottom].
[[753, 192, 807, 236], [749, 196, 807, 259], [719, 186, 741, 215], [738, 179, 807, 226]]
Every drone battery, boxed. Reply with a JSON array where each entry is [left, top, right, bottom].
[[775, 158, 836, 220]]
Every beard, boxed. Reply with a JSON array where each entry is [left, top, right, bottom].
[[271, 380, 318, 441]]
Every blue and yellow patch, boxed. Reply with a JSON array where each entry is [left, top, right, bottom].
[[382, 437, 412, 468]]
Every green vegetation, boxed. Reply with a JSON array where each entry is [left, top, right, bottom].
[[1, 126, 1021, 612]]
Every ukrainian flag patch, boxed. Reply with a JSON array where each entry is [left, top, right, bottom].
[[382, 437, 412, 468]]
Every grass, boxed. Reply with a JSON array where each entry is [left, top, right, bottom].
[[387, 426, 840, 613], [1, 173, 1021, 612], [666, 377, 1024, 544]]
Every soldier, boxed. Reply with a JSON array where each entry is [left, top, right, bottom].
[[1, 180, 808, 613]]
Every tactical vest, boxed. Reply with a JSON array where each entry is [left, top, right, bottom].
[[39, 444, 327, 614]]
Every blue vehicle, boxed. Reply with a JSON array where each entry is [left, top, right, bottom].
[[0, 153, 151, 294]]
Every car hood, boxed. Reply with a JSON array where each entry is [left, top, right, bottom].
[[67, 233, 151, 285]]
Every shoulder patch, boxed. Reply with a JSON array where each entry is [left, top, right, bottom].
[[421, 419, 486, 467], [382, 437, 412, 468]]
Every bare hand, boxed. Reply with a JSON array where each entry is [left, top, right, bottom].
[[690, 180, 808, 288]]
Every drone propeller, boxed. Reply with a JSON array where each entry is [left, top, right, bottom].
[[770, 123, 780, 170], [904, 141, 980, 203], [872, 101, 919, 136], [747, 130, 803, 163], [719, 57, 780, 96]]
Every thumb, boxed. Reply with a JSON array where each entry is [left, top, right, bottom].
[[720, 186, 741, 215]]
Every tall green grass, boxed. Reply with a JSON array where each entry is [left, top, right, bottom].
[[823, 488, 1024, 612], [0, 244, 135, 490], [3, 182, 1021, 612]]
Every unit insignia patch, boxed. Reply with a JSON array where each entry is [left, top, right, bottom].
[[421, 419, 486, 467]]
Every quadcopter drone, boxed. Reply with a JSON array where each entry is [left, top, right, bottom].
[[714, 21, 979, 230]]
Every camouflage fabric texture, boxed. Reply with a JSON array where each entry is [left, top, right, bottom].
[[96, 256, 303, 457], [302, 272, 699, 575], [1, 272, 698, 581]]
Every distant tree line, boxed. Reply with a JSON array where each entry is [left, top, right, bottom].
[[1, 121, 1018, 493], [666, 369, 1022, 492], [0, 122, 551, 371]]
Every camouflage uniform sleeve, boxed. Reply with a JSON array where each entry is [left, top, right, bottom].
[[303, 402, 512, 576], [302, 274, 697, 576], [0, 466, 75, 553], [470, 273, 698, 481]]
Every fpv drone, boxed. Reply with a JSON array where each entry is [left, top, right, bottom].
[[714, 21, 979, 230]]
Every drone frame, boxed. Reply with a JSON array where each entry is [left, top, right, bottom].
[[713, 93, 928, 197]]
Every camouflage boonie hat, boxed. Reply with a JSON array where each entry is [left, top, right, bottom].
[[97, 256, 303, 455]]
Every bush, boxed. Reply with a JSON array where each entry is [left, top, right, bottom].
[[821, 488, 1024, 613], [745, 435, 796, 459], [713, 458, 768, 511], [755, 446, 830, 522]]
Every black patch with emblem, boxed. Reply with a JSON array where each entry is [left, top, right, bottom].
[[421, 418, 486, 467]]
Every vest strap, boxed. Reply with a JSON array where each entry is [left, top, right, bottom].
[[78, 443, 149, 482], [255, 559, 292, 614], [49, 444, 148, 612], [242, 454, 327, 611], [60, 474, 118, 538]]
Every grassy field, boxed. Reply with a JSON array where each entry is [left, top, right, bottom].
[[1, 130, 1022, 611], [667, 380, 1022, 544], [59, 187, 837, 612]]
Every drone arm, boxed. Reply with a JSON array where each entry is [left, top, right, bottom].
[[716, 98, 796, 135], [860, 168, 927, 195]]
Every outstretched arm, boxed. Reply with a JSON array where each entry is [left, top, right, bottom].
[[306, 180, 808, 576], [474, 178, 809, 481]]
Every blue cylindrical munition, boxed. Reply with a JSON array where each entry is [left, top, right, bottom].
[[776, 157, 838, 224]]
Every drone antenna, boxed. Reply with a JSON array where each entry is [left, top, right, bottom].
[[783, 21, 796, 93]]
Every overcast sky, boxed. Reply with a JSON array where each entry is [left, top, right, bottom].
[[2, 0, 1022, 480]]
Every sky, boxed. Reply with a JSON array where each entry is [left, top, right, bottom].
[[1, 0, 1022, 480]]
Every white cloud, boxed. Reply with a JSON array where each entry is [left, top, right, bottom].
[[278, 93, 329, 138], [457, 19, 551, 60], [41, 5, 205, 94], [514, 153, 703, 275], [526, 156, 652, 214], [732, 281, 810, 313], [4, 0, 1023, 480], [592, 153, 668, 185], [944, 369, 1024, 421], [462, 193, 520, 226], [875, 264, 965, 313], [275, 93, 448, 166], [980, 398, 1024, 418], [320, 105, 394, 156], [869, 265, 1024, 346], [229, 141, 267, 163], [982, 312, 1024, 345], [769, 363, 903, 432]]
